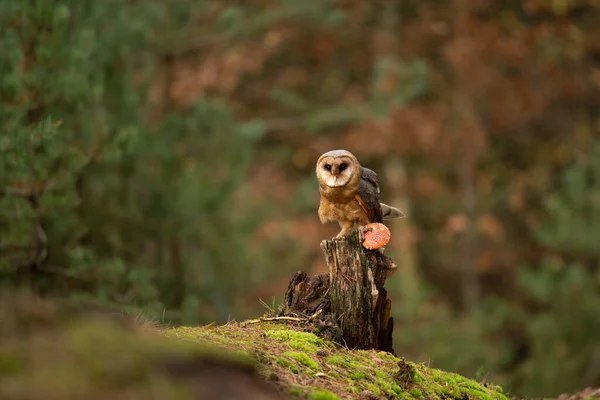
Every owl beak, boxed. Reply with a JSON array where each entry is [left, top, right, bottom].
[[332, 175, 343, 187]]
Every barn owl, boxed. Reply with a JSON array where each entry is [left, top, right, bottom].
[[316, 149, 404, 238]]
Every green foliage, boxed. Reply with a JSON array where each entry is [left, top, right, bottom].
[[535, 143, 600, 255], [396, 144, 600, 397], [1, 0, 428, 325], [514, 263, 600, 395], [371, 57, 429, 115], [0, 1, 165, 303], [0, 0, 304, 324], [510, 149, 600, 395]]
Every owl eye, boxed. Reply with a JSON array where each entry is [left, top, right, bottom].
[[324, 164, 332, 171], [339, 163, 347, 171]]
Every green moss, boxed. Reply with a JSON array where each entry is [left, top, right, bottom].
[[309, 389, 340, 400], [395, 359, 417, 385], [325, 355, 355, 369], [376, 376, 395, 395], [347, 385, 360, 394], [289, 342, 316, 352], [377, 351, 397, 362], [325, 355, 344, 366], [349, 371, 365, 380], [287, 386, 305, 396], [276, 357, 299, 374], [265, 329, 325, 353], [283, 351, 319, 370], [163, 320, 508, 400], [365, 383, 382, 395], [276, 357, 291, 368], [374, 370, 386, 378], [391, 383, 403, 395]]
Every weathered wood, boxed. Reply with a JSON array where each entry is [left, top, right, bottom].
[[281, 271, 329, 317], [321, 230, 397, 353], [278, 271, 344, 344]]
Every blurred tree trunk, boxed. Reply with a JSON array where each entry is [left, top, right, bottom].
[[451, 0, 482, 313], [374, 0, 418, 302]]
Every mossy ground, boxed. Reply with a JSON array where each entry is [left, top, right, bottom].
[[0, 291, 509, 400], [165, 321, 509, 400]]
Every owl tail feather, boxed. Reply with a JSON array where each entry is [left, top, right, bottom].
[[380, 203, 405, 219]]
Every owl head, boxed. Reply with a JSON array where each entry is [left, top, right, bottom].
[[316, 149, 358, 188]]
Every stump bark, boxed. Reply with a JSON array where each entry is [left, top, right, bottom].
[[280, 230, 397, 354], [321, 230, 397, 352]]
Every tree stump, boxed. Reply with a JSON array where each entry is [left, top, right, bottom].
[[280, 230, 397, 354], [321, 230, 397, 353]]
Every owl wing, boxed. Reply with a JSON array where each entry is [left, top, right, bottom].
[[357, 166, 383, 223]]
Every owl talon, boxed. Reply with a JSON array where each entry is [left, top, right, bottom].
[[335, 230, 351, 239], [357, 226, 366, 243]]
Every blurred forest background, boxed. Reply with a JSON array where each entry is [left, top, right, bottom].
[[2, 0, 600, 398]]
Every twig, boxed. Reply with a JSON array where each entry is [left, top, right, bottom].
[[242, 316, 306, 325], [309, 308, 323, 321]]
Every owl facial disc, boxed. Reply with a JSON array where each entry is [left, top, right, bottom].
[[317, 154, 356, 188]]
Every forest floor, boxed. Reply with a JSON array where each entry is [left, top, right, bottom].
[[0, 292, 596, 400]]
